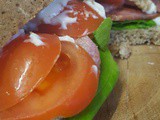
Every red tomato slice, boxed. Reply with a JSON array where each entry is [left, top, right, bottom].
[[37, 0, 104, 38], [0, 33, 61, 111], [0, 41, 99, 120]]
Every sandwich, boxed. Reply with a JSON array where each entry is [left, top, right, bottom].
[[98, 0, 160, 58], [0, 0, 119, 120]]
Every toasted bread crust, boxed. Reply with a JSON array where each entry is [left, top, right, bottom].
[[0, 0, 52, 47], [110, 26, 160, 59]]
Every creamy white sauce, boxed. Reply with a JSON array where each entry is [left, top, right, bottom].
[[51, 10, 77, 29], [38, 0, 71, 24], [25, 0, 106, 31], [153, 16, 160, 26], [24, 32, 45, 46], [84, 10, 98, 20], [84, 0, 106, 19], [146, 2, 157, 14], [59, 35, 75, 43], [92, 65, 98, 77]]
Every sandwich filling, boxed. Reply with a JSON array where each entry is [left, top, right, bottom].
[[0, 0, 119, 120], [98, 0, 160, 58]]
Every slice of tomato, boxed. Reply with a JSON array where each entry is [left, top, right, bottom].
[[37, 0, 104, 38], [0, 33, 61, 111], [0, 41, 99, 120]]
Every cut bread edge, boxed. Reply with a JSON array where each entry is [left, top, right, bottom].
[[109, 26, 160, 59], [0, 0, 53, 47]]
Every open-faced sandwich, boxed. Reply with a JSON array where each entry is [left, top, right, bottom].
[[99, 0, 160, 58], [1, 0, 159, 119], [0, 0, 119, 120]]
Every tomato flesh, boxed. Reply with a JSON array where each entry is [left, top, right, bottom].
[[0, 41, 99, 120], [37, 0, 104, 38], [0, 33, 61, 112]]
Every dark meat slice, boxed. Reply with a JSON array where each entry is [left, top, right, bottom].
[[124, 0, 136, 7], [76, 36, 101, 67], [96, 0, 125, 13], [107, 7, 160, 21]]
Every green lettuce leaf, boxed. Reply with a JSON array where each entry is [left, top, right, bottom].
[[93, 18, 112, 51], [112, 20, 156, 30], [66, 49, 119, 120]]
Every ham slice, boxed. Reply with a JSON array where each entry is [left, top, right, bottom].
[[108, 7, 160, 21], [76, 36, 100, 67], [102, 4, 119, 13]]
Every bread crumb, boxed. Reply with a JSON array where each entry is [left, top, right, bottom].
[[119, 42, 131, 59], [147, 62, 155, 65]]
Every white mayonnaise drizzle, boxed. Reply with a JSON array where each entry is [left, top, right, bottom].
[[51, 10, 77, 29], [92, 65, 98, 77], [59, 35, 75, 43], [84, 0, 106, 19], [84, 9, 98, 20], [24, 32, 45, 46], [25, 0, 106, 31], [146, 2, 157, 14]]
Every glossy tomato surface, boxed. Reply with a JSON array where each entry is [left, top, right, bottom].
[[0, 33, 61, 111], [0, 41, 99, 120], [37, 0, 104, 38]]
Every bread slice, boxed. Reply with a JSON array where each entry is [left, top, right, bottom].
[[109, 26, 160, 59], [0, 0, 52, 47]]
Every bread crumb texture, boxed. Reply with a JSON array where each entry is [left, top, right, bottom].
[[0, 0, 52, 47], [110, 26, 160, 59]]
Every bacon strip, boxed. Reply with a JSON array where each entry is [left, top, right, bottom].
[[107, 7, 160, 21]]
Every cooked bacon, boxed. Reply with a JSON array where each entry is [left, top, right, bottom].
[[107, 7, 160, 21]]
